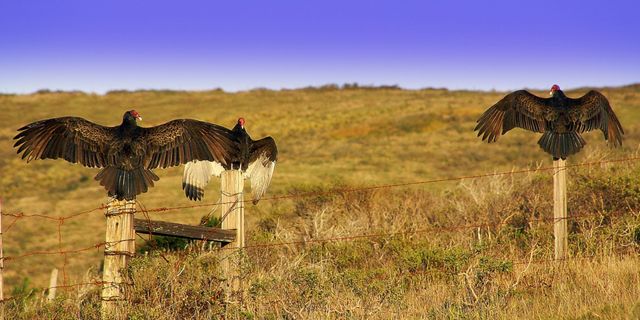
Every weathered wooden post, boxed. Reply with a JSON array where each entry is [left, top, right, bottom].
[[47, 268, 59, 302], [220, 170, 245, 300], [0, 198, 4, 318], [102, 198, 136, 316], [553, 159, 568, 260]]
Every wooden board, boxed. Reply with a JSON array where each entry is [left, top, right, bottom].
[[134, 218, 236, 243]]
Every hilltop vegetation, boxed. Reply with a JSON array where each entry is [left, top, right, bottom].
[[0, 84, 639, 318]]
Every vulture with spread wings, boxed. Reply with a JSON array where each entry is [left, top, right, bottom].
[[14, 110, 236, 200], [474, 85, 624, 159], [183, 118, 278, 204]]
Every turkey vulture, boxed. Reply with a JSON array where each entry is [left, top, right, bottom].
[[474, 85, 624, 159], [13, 110, 236, 200], [182, 117, 278, 204]]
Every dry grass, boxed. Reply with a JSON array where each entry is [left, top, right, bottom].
[[7, 166, 640, 319], [1, 85, 640, 318]]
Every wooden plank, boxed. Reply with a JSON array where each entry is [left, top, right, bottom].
[[134, 219, 236, 243], [553, 159, 568, 260], [220, 170, 244, 301], [101, 198, 135, 317]]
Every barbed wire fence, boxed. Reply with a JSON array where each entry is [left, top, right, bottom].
[[0, 155, 638, 304]]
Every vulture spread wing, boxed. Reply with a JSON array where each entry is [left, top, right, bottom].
[[245, 137, 278, 204], [568, 90, 624, 146], [14, 111, 239, 200], [13, 116, 115, 167], [182, 136, 278, 204], [475, 90, 551, 142], [182, 160, 225, 201], [142, 119, 236, 169]]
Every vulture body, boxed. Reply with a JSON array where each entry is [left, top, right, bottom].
[[183, 118, 278, 204], [475, 85, 624, 159], [14, 110, 236, 200]]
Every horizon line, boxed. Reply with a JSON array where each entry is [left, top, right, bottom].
[[2, 82, 639, 96]]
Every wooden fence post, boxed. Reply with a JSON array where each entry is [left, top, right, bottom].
[[0, 198, 4, 319], [553, 159, 568, 260], [101, 198, 136, 317], [220, 170, 245, 301], [47, 268, 58, 302]]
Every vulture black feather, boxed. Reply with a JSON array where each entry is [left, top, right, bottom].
[[474, 85, 624, 160], [182, 118, 278, 204], [13, 110, 236, 200]]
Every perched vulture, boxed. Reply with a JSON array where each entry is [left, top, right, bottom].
[[475, 85, 624, 160], [14, 110, 236, 200], [183, 117, 278, 204]]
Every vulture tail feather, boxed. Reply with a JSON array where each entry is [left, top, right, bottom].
[[537, 131, 586, 160], [95, 167, 159, 200]]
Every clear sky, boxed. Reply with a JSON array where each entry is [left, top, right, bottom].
[[1, 0, 638, 93]]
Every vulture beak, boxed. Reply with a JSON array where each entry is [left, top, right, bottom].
[[129, 110, 143, 121]]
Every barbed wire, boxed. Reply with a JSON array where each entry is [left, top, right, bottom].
[[1, 155, 638, 223], [219, 209, 636, 251], [2, 249, 637, 304], [1, 205, 105, 233], [134, 155, 640, 214], [0, 280, 132, 303], [0, 208, 634, 263], [2, 239, 134, 263], [0, 154, 638, 299]]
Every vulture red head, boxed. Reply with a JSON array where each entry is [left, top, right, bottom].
[[238, 117, 245, 129], [128, 110, 142, 121], [549, 84, 561, 96]]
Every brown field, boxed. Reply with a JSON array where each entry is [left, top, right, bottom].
[[0, 84, 639, 318]]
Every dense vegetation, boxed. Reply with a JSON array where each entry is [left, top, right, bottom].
[[1, 84, 639, 318]]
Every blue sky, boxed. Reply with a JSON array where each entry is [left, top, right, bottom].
[[1, 0, 638, 93]]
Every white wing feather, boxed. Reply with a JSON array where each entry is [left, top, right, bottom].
[[182, 160, 225, 200], [244, 154, 276, 204], [182, 135, 276, 204]]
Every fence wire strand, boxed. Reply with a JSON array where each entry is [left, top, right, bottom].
[[2, 155, 639, 222], [130, 155, 640, 214], [0, 155, 638, 300], [0, 250, 637, 304]]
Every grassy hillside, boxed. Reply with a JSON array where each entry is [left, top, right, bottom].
[[1, 85, 639, 318]]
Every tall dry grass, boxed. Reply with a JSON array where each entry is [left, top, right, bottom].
[[7, 160, 640, 319], [1, 85, 639, 318]]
